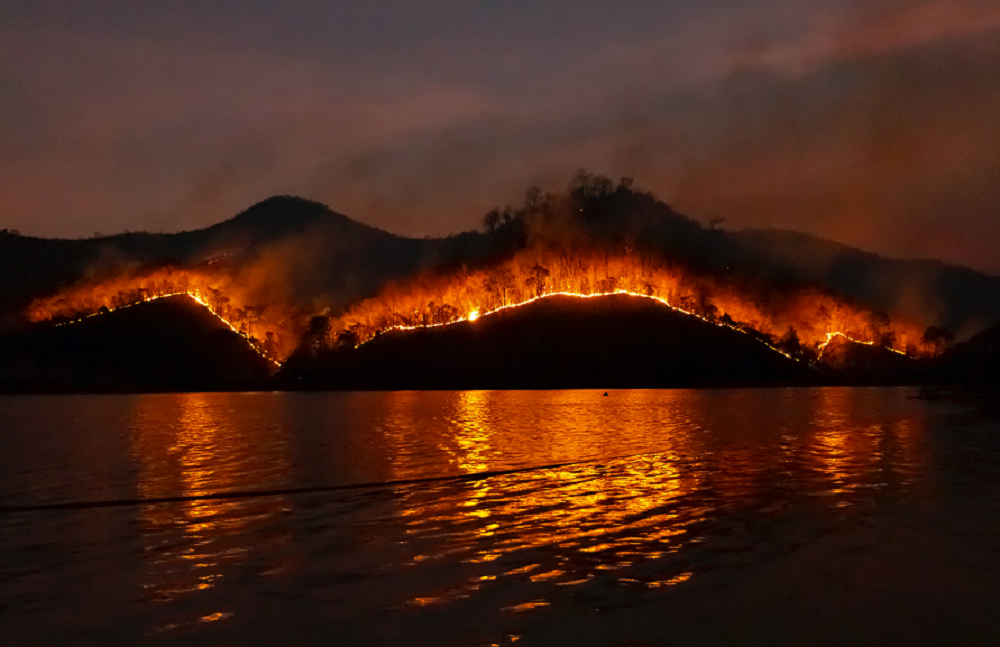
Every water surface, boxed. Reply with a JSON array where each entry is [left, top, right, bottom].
[[2, 388, 999, 645]]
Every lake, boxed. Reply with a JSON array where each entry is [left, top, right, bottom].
[[2, 388, 1000, 646]]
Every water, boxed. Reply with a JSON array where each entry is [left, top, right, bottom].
[[2, 388, 1000, 645]]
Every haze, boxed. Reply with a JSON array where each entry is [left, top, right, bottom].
[[2, 0, 999, 273]]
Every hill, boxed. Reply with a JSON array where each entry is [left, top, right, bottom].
[[6, 182, 999, 344], [0, 295, 273, 393], [0, 196, 495, 331], [279, 294, 814, 390], [726, 229, 1000, 338]]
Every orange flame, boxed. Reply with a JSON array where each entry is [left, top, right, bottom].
[[321, 247, 925, 361], [26, 246, 927, 365], [32, 273, 286, 366]]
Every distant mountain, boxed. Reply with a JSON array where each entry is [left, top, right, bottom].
[[0, 295, 272, 393], [279, 294, 814, 390], [725, 229, 1000, 338], [5, 190, 999, 344]]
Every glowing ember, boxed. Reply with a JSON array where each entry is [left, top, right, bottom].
[[816, 331, 909, 360]]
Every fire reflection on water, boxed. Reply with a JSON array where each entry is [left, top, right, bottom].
[[389, 391, 707, 605], [105, 389, 927, 636], [452, 390, 493, 474], [128, 394, 291, 628], [0, 389, 950, 645], [807, 389, 924, 500], [376, 389, 925, 609]]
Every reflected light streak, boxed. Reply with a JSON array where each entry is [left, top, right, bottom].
[[378, 389, 926, 610], [129, 393, 291, 627]]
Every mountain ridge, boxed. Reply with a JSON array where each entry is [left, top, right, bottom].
[[4, 193, 999, 341], [727, 228, 1000, 337]]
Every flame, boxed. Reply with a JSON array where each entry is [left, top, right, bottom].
[[817, 331, 909, 360], [25, 245, 927, 366], [321, 246, 925, 363]]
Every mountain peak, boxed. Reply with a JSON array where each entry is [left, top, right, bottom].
[[227, 195, 338, 228]]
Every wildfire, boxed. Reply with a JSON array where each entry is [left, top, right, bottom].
[[21, 172, 947, 373], [26, 245, 929, 367], [185, 293, 283, 367], [311, 246, 927, 365], [816, 331, 909, 360]]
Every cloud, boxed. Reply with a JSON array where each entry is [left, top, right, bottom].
[[1, 0, 999, 273]]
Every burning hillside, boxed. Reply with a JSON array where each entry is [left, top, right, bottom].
[[280, 294, 814, 390], [1, 294, 273, 393], [22, 175, 939, 371], [24, 243, 928, 369], [303, 244, 927, 363], [25, 266, 299, 364]]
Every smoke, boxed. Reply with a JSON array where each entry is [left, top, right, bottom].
[[234, 225, 385, 312], [665, 31, 1000, 254], [3, 0, 999, 279], [151, 138, 280, 234], [279, 1, 1000, 277]]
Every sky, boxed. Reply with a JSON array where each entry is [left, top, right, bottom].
[[2, 0, 999, 273]]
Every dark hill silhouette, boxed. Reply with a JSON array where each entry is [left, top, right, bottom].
[[279, 294, 814, 390], [482, 175, 1000, 338], [0, 295, 272, 393], [939, 320, 1000, 386]]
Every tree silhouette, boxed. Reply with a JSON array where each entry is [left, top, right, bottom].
[[778, 326, 802, 357], [482, 208, 501, 233], [696, 284, 717, 321], [568, 169, 615, 199], [524, 186, 543, 211], [921, 325, 954, 356], [302, 315, 331, 354], [484, 267, 516, 307], [867, 310, 890, 343], [526, 263, 550, 297]]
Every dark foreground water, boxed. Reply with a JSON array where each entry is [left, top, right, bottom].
[[2, 388, 1000, 646]]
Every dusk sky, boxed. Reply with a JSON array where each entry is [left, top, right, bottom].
[[2, 0, 999, 272]]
